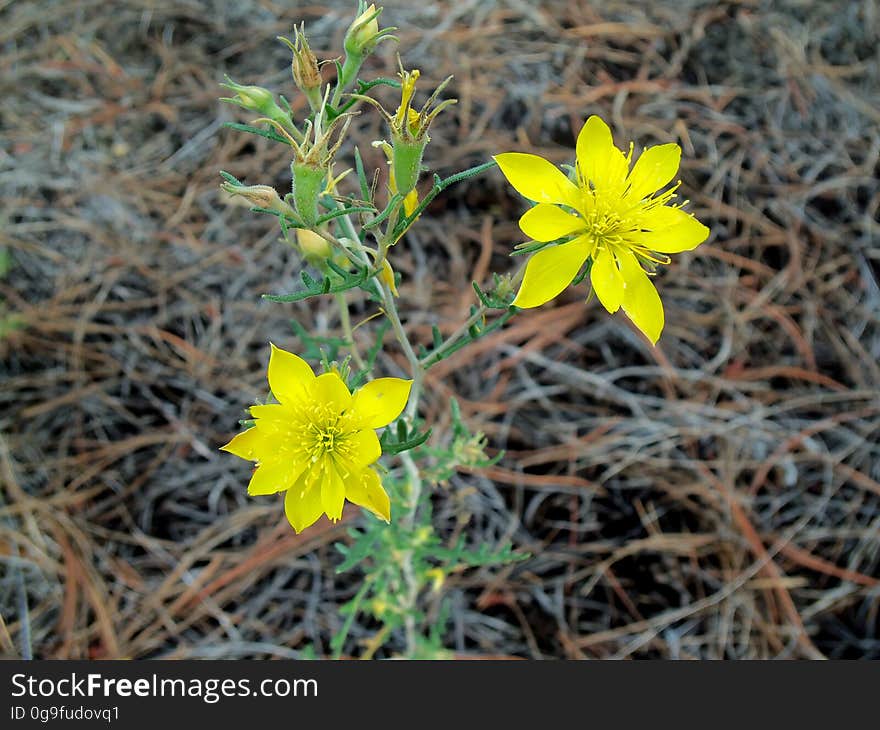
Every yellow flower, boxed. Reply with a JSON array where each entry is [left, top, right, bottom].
[[494, 116, 709, 344], [221, 344, 412, 532]]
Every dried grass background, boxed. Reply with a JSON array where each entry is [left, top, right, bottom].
[[1, 0, 878, 659]]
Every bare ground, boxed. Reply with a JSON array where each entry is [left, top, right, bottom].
[[1, 0, 879, 659]]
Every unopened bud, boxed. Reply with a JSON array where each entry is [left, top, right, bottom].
[[344, 3, 382, 57], [493, 273, 515, 302], [221, 182, 293, 216], [220, 76, 292, 129], [279, 28, 322, 111], [296, 229, 332, 261]]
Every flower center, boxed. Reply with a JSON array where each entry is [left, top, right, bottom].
[[304, 421, 344, 461], [581, 203, 624, 250], [312, 422, 341, 454], [291, 404, 356, 465]]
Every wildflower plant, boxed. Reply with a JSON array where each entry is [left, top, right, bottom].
[[218, 2, 708, 658]]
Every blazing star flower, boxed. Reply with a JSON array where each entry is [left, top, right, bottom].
[[494, 115, 709, 344], [221, 344, 412, 532]]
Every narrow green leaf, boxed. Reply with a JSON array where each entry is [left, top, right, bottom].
[[316, 206, 378, 227], [363, 193, 403, 229], [219, 170, 243, 185], [223, 121, 291, 146], [380, 424, 432, 455], [570, 259, 593, 286], [354, 147, 371, 202], [263, 265, 377, 303]]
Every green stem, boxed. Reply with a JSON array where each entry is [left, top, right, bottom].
[[326, 160, 503, 657], [420, 263, 525, 369], [331, 575, 375, 659], [420, 304, 489, 368], [391, 160, 498, 243], [336, 292, 367, 372], [332, 54, 363, 109]]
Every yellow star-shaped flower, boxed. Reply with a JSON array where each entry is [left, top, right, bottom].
[[495, 115, 710, 344], [221, 344, 412, 532]]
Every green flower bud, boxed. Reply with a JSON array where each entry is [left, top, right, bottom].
[[295, 228, 334, 267], [344, 3, 382, 57], [220, 181, 293, 217], [220, 76, 292, 129]]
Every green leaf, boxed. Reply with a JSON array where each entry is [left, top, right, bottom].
[[380, 422, 432, 455], [392, 160, 498, 241], [473, 275, 515, 309], [420, 307, 517, 368], [511, 239, 553, 256], [431, 540, 528, 568], [222, 121, 292, 146], [263, 264, 377, 303], [219, 170, 243, 186], [290, 318, 347, 362], [363, 193, 404, 229], [330, 578, 373, 658], [333, 77, 403, 117], [248, 205, 303, 228], [316, 206, 378, 227], [570, 258, 593, 286], [335, 530, 380, 573], [354, 147, 371, 202]]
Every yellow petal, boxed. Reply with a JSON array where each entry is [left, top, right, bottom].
[[512, 235, 591, 309], [346, 468, 391, 522], [249, 403, 288, 421], [636, 206, 709, 253], [225, 421, 286, 463], [576, 115, 629, 191], [381, 259, 399, 297], [220, 426, 262, 461], [284, 474, 324, 533], [403, 189, 419, 217], [590, 246, 625, 313], [311, 372, 352, 411], [494, 152, 580, 207], [625, 143, 681, 202], [321, 464, 346, 521], [248, 458, 302, 496], [518, 204, 584, 242], [268, 343, 315, 404], [618, 251, 665, 344], [347, 428, 382, 467], [351, 377, 412, 429]]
